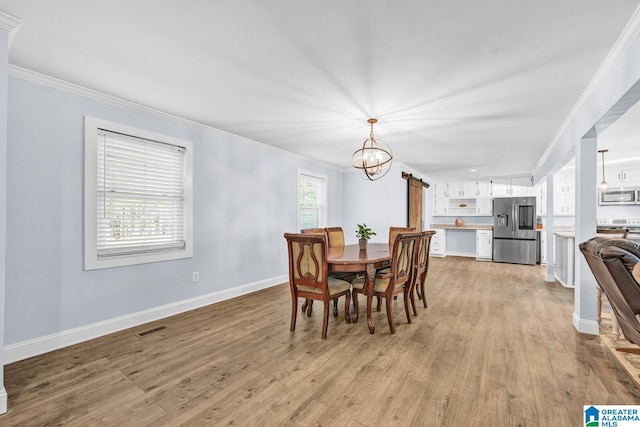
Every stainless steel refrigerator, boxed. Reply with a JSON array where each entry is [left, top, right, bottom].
[[493, 197, 537, 265]]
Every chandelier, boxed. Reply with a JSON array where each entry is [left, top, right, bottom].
[[599, 149, 608, 192], [352, 118, 393, 180]]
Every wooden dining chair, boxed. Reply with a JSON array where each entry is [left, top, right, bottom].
[[325, 227, 346, 248], [378, 227, 415, 274], [301, 227, 353, 317], [376, 226, 416, 309], [411, 230, 436, 315], [389, 226, 416, 247], [352, 232, 421, 334], [284, 233, 352, 339], [301, 228, 326, 235]]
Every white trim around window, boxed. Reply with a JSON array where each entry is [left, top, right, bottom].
[[297, 169, 327, 232], [84, 116, 193, 270]]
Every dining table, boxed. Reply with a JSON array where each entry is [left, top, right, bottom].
[[327, 243, 391, 334]]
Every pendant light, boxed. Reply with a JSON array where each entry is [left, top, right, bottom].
[[352, 118, 393, 181], [598, 149, 608, 192]]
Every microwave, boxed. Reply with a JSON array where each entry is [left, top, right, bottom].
[[599, 189, 637, 205]]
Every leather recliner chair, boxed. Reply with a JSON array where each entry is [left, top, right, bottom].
[[579, 237, 640, 348]]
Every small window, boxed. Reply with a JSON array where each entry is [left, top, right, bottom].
[[84, 117, 193, 270], [297, 170, 327, 231]]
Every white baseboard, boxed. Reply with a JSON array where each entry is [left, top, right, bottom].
[[3, 275, 287, 365], [0, 388, 6, 414], [545, 273, 556, 282], [573, 312, 600, 335]]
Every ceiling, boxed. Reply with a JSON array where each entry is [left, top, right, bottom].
[[1, 0, 639, 181]]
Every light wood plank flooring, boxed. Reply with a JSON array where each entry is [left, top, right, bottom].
[[3, 256, 640, 426]]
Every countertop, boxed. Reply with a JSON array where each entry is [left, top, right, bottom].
[[554, 231, 575, 238], [430, 223, 493, 230]]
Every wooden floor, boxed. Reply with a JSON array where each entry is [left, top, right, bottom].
[[3, 256, 640, 426]]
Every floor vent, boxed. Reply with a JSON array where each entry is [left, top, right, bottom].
[[137, 325, 167, 337]]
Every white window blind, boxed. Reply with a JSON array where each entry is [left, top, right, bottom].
[[96, 129, 187, 259], [298, 171, 326, 230]]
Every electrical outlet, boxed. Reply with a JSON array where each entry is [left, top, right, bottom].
[[192, 272, 199, 282]]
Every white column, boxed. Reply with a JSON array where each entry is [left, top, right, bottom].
[[545, 174, 554, 282], [0, 11, 20, 414], [573, 133, 599, 335]]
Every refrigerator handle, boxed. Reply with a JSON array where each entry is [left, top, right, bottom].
[[513, 204, 518, 233]]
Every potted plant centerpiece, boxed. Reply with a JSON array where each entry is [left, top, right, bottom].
[[355, 223, 376, 251]]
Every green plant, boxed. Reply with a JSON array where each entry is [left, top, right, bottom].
[[355, 223, 376, 240]]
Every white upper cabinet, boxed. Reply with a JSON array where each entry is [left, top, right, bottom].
[[434, 182, 449, 198], [536, 184, 547, 216], [491, 178, 511, 196], [433, 197, 448, 215], [476, 197, 492, 215], [602, 167, 640, 187], [491, 177, 533, 197], [449, 181, 476, 197], [552, 171, 575, 215], [510, 176, 534, 196], [553, 172, 574, 194], [476, 181, 492, 197]]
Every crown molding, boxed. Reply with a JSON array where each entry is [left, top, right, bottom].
[[8, 65, 343, 172], [0, 11, 21, 32], [0, 11, 22, 45], [534, 5, 640, 173], [9, 64, 216, 130]]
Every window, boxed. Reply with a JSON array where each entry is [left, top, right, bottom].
[[84, 117, 193, 270], [297, 170, 327, 231]]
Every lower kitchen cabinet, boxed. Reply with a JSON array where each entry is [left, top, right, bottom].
[[554, 232, 575, 288], [430, 229, 446, 257], [476, 229, 493, 261]]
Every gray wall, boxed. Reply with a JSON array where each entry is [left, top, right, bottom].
[[342, 164, 432, 245], [4, 76, 344, 345]]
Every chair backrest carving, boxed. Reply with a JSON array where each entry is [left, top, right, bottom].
[[415, 230, 436, 276], [390, 232, 421, 287], [284, 233, 328, 294]]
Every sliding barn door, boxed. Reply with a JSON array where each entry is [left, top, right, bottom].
[[408, 177, 423, 231]]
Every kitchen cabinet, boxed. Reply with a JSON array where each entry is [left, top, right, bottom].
[[491, 177, 534, 197], [602, 168, 640, 187], [447, 197, 476, 216], [433, 197, 448, 215], [553, 172, 574, 195], [476, 197, 492, 215], [553, 193, 575, 215], [538, 231, 555, 265], [432, 180, 492, 217], [476, 181, 492, 197], [491, 179, 511, 196], [536, 184, 546, 216], [449, 181, 476, 197], [430, 229, 446, 257], [510, 176, 535, 196], [552, 172, 575, 215], [434, 182, 449, 198], [554, 232, 574, 288], [476, 230, 493, 261]]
